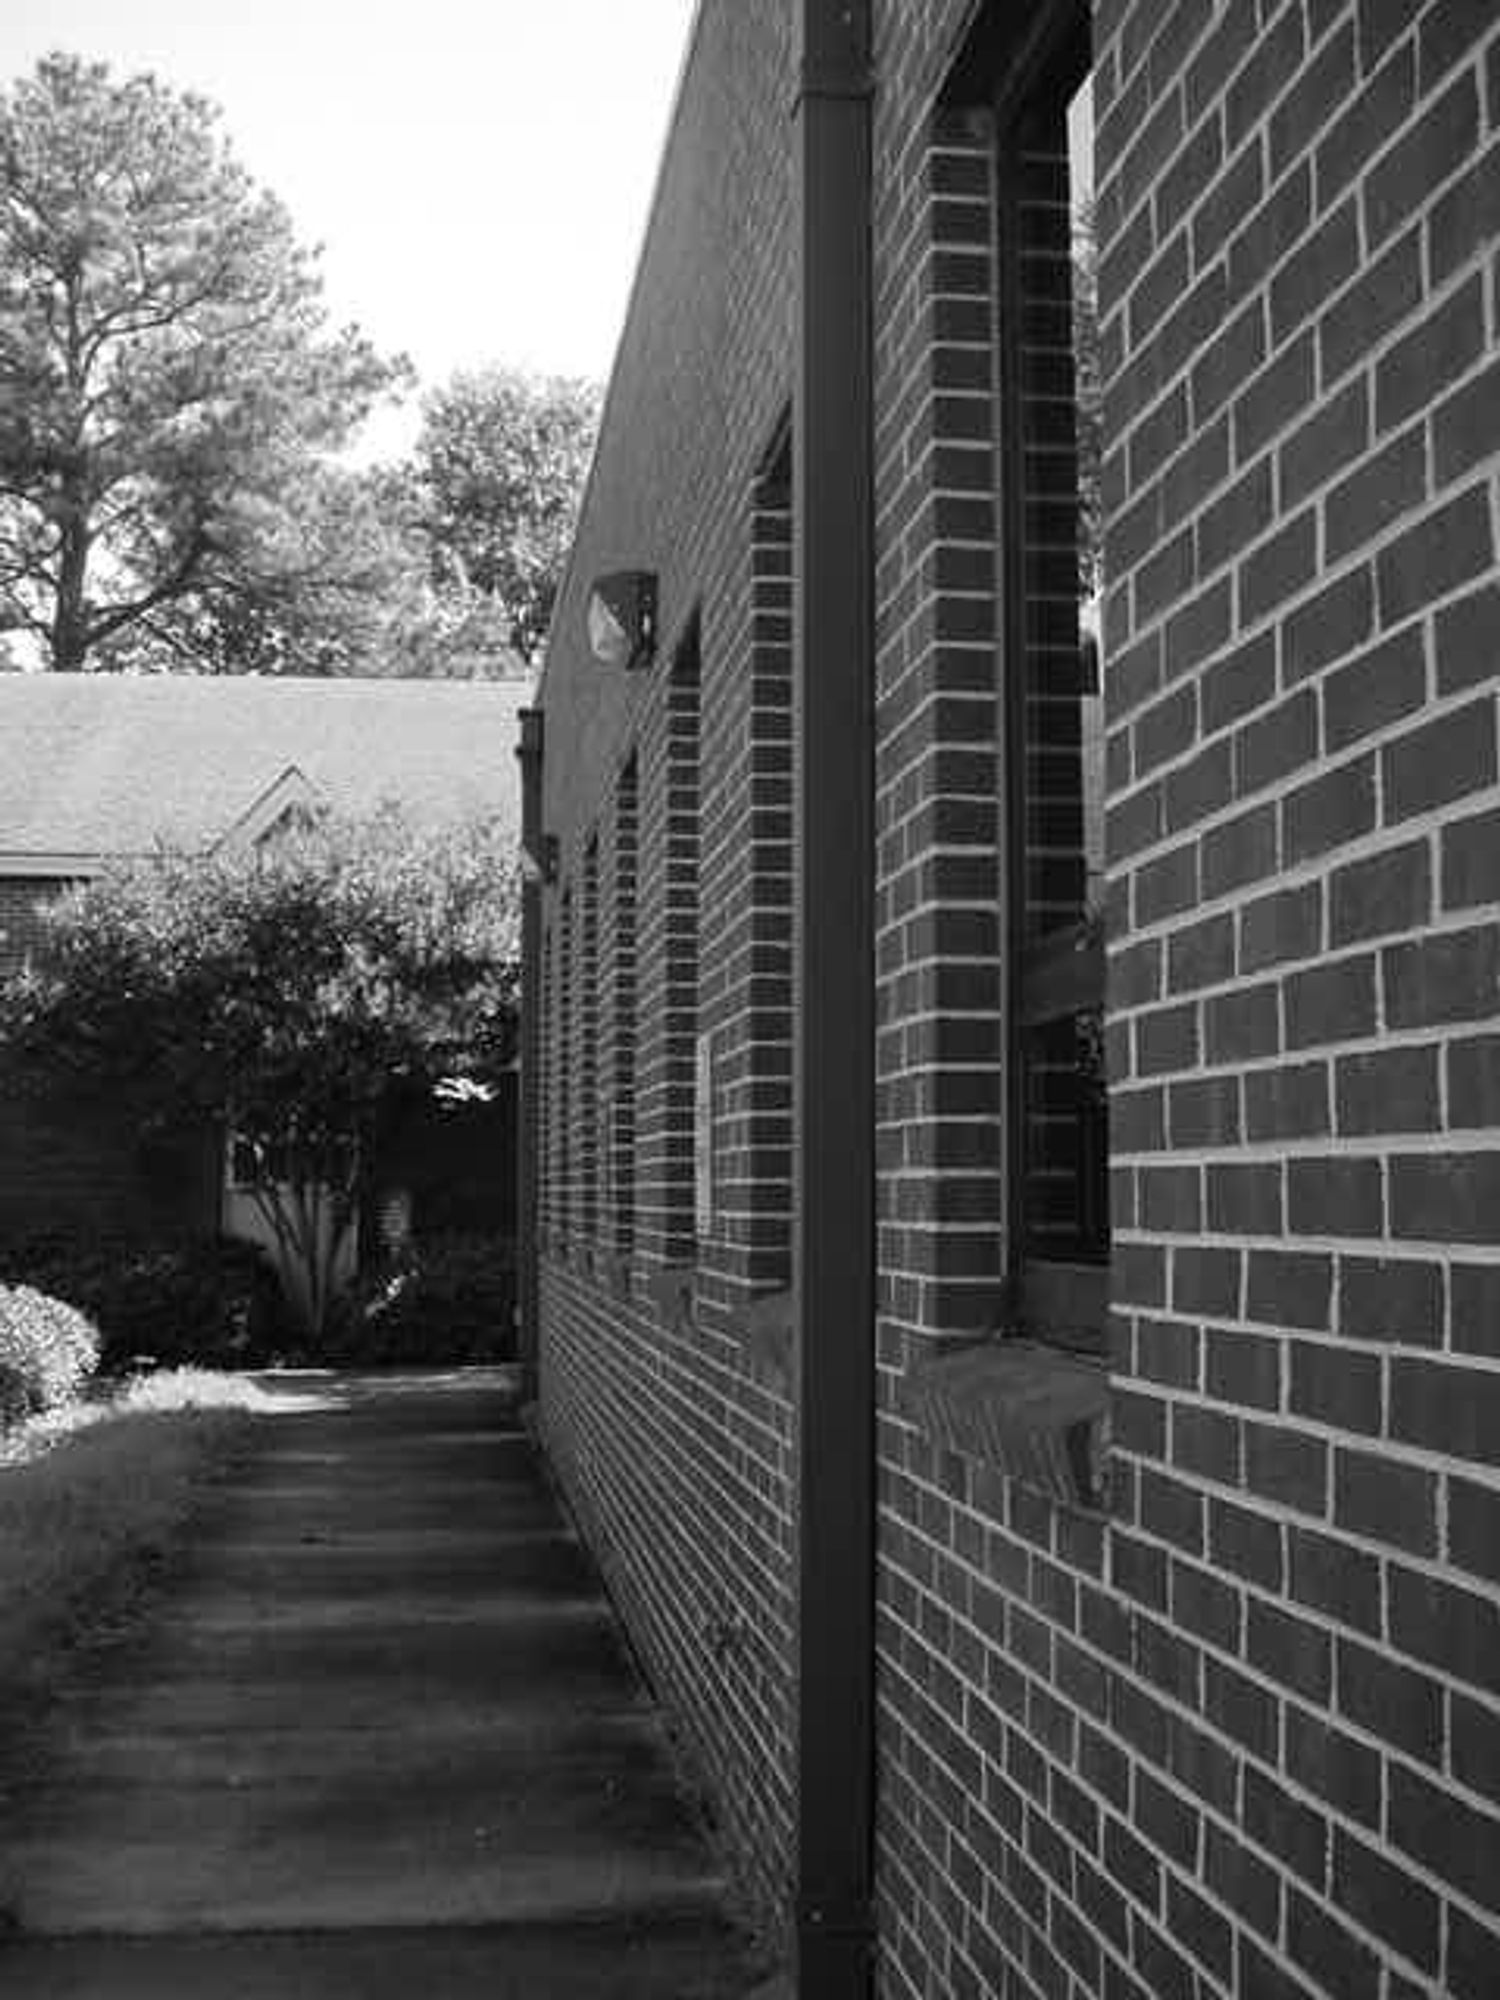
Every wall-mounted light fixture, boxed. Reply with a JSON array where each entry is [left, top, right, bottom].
[[586, 570, 657, 672]]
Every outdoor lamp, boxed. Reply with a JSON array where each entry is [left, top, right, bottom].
[[586, 570, 657, 671]]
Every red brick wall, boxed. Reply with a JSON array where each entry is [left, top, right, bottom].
[[533, 1, 1500, 1990]]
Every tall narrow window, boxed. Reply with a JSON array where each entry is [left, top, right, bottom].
[[580, 835, 600, 1240], [558, 885, 573, 1243], [997, 15, 1108, 1344], [611, 755, 639, 1258], [665, 615, 701, 1264]]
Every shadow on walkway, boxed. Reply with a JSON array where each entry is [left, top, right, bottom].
[[0, 1368, 764, 1997]]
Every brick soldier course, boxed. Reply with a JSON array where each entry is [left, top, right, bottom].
[[524, 2, 1500, 1995]]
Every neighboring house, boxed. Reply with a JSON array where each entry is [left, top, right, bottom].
[[522, 5, 1500, 1998], [0, 674, 526, 1266]]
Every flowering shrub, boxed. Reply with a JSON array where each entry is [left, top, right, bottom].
[[0, 1283, 100, 1426]]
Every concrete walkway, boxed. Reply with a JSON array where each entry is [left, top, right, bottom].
[[0, 1369, 763, 1997]]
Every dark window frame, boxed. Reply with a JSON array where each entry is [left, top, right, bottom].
[[993, 2, 1109, 1353]]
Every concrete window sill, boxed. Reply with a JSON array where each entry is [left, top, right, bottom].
[[899, 1338, 1111, 1509]]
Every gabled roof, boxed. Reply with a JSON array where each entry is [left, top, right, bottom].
[[0, 675, 528, 874]]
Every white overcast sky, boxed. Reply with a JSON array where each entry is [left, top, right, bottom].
[[0, 0, 700, 455]]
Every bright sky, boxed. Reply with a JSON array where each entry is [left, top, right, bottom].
[[0, 0, 700, 457]]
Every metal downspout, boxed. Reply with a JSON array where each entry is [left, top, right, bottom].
[[792, 3, 876, 1993], [515, 707, 544, 1407]]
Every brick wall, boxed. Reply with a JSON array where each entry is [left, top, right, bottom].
[[532, 0, 800, 1925], [533, 0, 1500, 1990]]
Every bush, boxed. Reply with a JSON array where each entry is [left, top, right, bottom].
[[0, 1284, 100, 1426], [344, 1231, 516, 1365], [0, 1234, 286, 1374]]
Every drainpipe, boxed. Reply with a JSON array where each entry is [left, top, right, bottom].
[[514, 707, 544, 1407], [792, 3, 875, 1994]]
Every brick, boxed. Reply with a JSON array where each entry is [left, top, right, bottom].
[[1165, 576, 1233, 679], [1197, 460, 1273, 577], [1201, 802, 1279, 897], [1376, 483, 1495, 625], [1172, 1404, 1240, 1487], [1140, 1162, 1203, 1232], [1137, 1315, 1199, 1388], [1137, 527, 1197, 622], [1245, 1062, 1330, 1140], [1288, 1524, 1381, 1634], [1391, 1151, 1500, 1243], [1452, 1262, 1500, 1356], [1176, 1072, 1248, 1152], [1284, 1705, 1381, 1829], [1239, 882, 1321, 974], [1449, 1908, 1500, 2000], [1328, 839, 1431, 945], [1282, 565, 1375, 684], [1164, 736, 1232, 831], [1389, 1562, 1500, 1695], [1381, 694, 1497, 822], [1334, 1448, 1439, 1555], [1174, 1244, 1241, 1318], [1283, 954, 1377, 1049], [1450, 1475, 1500, 1588], [1286, 1155, 1383, 1236], [1279, 376, 1369, 514], [1324, 422, 1427, 563], [1205, 981, 1280, 1062], [1418, 1, 1497, 94], [1338, 1254, 1443, 1343], [1136, 681, 1198, 773], [1234, 689, 1318, 797], [1322, 624, 1426, 751], [1335, 1044, 1440, 1135], [1384, 925, 1500, 1028], [1166, 1872, 1233, 1985], [1449, 1034, 1500, 1128], [1248, 1596, 1332, 1704], [1194, 134, 1267, 274], [1282, 756, 1376, 866], [1318, 227, 1423, 386], [1210, 1496, 1284, 1591], [1239, 507, 1318, 625], [1207, 1326, 1282, 1406], [1128, 383, 1189, 491], [1437, 581, 1500, 698], [1333, 1827, 1441, 1974], [1365, 69, 1482, 248], [1205, 1655, 1277, 1760], [1433, 353, 1500, 488], [1207, 1161, 1283, 1234], [1233, 333, 1316, 466], [1136, 1000, 1200, 1076], [1443, 804, 1500, 910], [1166, 911, 1234, 992], [1244, 1419, 1328, 1516], [1290, 1338, 1383, 1434], [1171, 1554, 1241, 1649], [1134, 841, 1198, 924], [1355, 0, 1421, 72], [1191, 298, 1267, 426], [1390, 1355, 1500, 1465]]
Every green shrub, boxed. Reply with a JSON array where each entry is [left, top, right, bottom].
[[345, 1231, 516, 1365], [0, 1283, 100, 1425], [0, 1234, 286, 1374]]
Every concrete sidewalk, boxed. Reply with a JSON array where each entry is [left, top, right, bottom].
[[0, 1369, 763, 1997]]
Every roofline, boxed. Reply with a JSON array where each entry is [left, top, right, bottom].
[[536, 0, 710, 709]]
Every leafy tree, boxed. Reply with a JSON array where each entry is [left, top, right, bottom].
[[413, 368, 601, 666], [0, 808, 520, 1340], [0, 53, 408, 669]]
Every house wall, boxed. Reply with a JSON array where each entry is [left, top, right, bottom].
[[532, 2, 1500, 1994]]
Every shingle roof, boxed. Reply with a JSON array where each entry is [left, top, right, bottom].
[[0, 675, 528, 868]]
